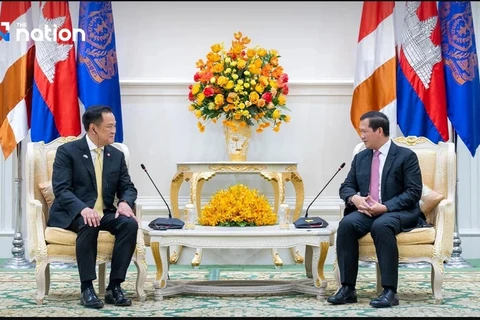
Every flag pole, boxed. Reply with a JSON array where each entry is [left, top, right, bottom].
[[444, 130, 472, 268], [2, 142, 34, 269]]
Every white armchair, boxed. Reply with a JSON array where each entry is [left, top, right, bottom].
[[25, 136, 148, 305], [333, 136, 456, 304]]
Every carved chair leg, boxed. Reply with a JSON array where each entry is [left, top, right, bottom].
[[134, 259, 148, 302], [431, 259, 444, 304], [35, 261, 49, 305]]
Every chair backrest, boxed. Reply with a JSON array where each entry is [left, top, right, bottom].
[[353, 136, 456, 224], [25, 136, 130, 223]]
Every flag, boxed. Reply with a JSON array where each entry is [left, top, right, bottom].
[[0, 1, 34, 159], [30, 1, 80, 143], [350, 1, 397, 137], [397, 1, 449, 143], [77, 1, 123, 142], [439, 1, 480, 157]]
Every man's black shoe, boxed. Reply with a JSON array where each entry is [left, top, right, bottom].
[[369, 289, 399, 308], [327, 286, 358, 304], [80, 287, 104, 309], [105, 286, 132, 306]]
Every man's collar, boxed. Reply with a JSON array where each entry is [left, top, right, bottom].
[[85, 134, 104, 151]]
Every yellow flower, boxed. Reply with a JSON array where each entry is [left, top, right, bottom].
[[188, 32, 291, 133], [199, 184, 277, 227]]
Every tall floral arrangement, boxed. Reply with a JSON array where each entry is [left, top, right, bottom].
[[188, 32, 291, 133]]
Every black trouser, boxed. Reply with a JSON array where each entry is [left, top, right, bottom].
[[68, 213, 138, 284], [336, 211, 404, 289]]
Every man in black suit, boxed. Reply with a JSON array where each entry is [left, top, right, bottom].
[[48, 105, 138, 309], [327, 111, 423, 308]]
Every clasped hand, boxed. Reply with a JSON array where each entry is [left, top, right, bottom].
[[351, 195, 387, 217]]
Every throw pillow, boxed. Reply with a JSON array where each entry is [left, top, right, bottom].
[[38, 180, 55, 210], [419, 184, 444, 217]]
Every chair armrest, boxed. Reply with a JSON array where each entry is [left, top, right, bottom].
[[26, 197, 48, 262], [432, 199, 455, 261]]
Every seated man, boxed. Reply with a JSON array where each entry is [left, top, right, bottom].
[[48, 105, 138, 309], [327, 111, 423, 308]]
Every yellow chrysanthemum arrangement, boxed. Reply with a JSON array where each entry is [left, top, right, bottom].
[[188, 31, 291, 133], [199, 184, 277, 227]]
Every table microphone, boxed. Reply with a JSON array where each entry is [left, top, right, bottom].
[[141, 164, 184, 230], [293, 162, 346, 228]]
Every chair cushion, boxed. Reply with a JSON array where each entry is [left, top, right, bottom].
[[359, 227, 436, 245], [419, 184, 444, 217], [45, 227, 115, 245], [38, 180, 55, 210]]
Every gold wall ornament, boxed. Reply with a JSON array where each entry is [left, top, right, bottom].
[[224, 120, 252, 161]]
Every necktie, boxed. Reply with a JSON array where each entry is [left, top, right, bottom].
[[369, 150, 381, 203], [93, 148, 104, 217]]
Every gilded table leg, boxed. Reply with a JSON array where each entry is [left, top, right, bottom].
[[317, 242, 329, 287], [271, 248, 284, 268], [169, 245, 182, 264], [151, 241, 169, 301], [191, 248, 203, 268], [290, 171, 305, 221], [290, 247, 304, 263], [190, 172, 216, 217], [269, 179, 280, 215], [310, 243, 328, 299], [170, 172, 184, 219]]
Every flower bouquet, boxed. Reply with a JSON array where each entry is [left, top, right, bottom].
[[188, 32, 291, 134], [199, 184, 277, 227]]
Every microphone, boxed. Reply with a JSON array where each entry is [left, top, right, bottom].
[[293, 162, 346, 229], [305, 162, 346, 218], [141, 164, 184, 230]]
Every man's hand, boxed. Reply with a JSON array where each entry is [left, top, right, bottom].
[[364, 196, 388, 216], [116, 201, 137, 221], [351, 195, 373, 217], [81, 207, 102, 227]]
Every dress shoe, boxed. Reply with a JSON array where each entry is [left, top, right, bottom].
[[80, 287, 104, 309], [327, 286, 358, 304], [105, 286, 132, 306], [369, 289, 399, 308]]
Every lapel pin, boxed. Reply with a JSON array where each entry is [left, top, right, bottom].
[[107, 153, 110, 157], [83, 154, 88, 159]]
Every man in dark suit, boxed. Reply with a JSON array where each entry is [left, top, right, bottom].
[[327, 111, 423, 308], [48, 105, 138, 309]]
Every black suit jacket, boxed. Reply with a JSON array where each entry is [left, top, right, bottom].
[[340, 141, 424, 228], [48, 136, 138, 229]]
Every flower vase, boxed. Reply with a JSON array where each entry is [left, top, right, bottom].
[[224, 120, 252, 161]]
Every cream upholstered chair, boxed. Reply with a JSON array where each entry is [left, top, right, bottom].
[[25, 136, 148, 305], [333, 136, 456, 304]]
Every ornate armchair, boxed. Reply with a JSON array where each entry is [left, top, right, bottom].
[[333, 136, 456, 304], [25, 136, 148, 305]]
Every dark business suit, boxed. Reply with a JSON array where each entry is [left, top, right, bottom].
[[337, 141, 422, 288], [48, 136, 138, 284]]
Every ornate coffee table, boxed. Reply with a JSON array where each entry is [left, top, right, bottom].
[[144, 224, 336, 301]]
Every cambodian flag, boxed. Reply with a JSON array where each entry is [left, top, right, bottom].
[[397, 1, 449, 143], [77, 1, 123, 142], [30, 1, 81, 143], [439, 1, 480, 157]]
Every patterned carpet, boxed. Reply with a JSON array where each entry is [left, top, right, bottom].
[[1, 263, 480, 317]]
